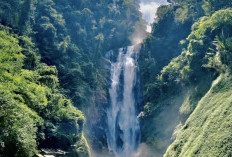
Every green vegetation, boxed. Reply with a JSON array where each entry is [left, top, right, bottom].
[[139, 0, 205, 113], [139, 1, 232, 156], [163, 8, 232, 156], [164, 73, 232, 157], [34, 0, 143, 108], [0, 0, 143, 156], [1, 0, 232, 156], [0, 27, 89, 156], [32, 1, 144, 150]]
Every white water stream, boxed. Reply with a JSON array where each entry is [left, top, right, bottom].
[[107, 47, 140, 157], [106, 0, 168, 157]]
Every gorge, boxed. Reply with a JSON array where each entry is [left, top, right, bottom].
[[1, 0, 232, 157]]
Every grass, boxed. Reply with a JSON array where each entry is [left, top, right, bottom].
[[164, 73, 232, 157]]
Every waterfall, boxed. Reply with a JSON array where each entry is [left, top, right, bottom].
[[106, 46, 140, 157], [106, 1, 168, 156]]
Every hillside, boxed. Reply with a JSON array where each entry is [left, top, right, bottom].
[[0, 26, 89, 157], [0, 0, 143, 156], [1, 0, 232, 157], [164, 73, 232, 157], [138, 1, 232, 156]]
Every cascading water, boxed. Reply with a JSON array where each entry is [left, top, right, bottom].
[[106, 0, 168, 156], [106, 46, 140, 157]]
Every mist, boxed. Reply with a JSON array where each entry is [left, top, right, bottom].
[[132, 143, 158, 157], [139, 0, 168, 32], [131, 0, 168, 46]]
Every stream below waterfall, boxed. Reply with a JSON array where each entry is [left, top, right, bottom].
[[106, 0, 168, 157]]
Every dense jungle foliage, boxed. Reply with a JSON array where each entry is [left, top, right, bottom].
[[1, 0, 232, 156], [0, 26, 89, 157], [139, 0, 232, 156], [0, 0, 143, 156]]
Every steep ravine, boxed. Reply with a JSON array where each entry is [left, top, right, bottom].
[[1, 0, 232, 157]]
